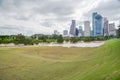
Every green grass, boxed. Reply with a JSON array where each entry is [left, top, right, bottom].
[[0, 39, 120, 80]]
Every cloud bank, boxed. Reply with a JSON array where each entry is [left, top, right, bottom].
[[0, 0, 120, 35]]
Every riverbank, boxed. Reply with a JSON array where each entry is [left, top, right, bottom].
[[0, 41, 105, 47]]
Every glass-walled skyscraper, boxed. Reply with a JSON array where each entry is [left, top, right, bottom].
[[78, 26, 83, 36], [92, 12, 103, 36], [92, 12, 97, 36]]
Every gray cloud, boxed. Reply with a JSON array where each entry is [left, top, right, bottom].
[[0, 25, 29, 31], [14, 14, 31, 21], [0, 25, 39, 35], [0, 0, 3, 6], [0, 25, 19, 30], [33, 1, 74, 16], [84, 0, 120, 21], [0, 0, 119, 35]]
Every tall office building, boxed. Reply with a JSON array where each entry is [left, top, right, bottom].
[[103, 17, 109, 36], [78, 26, 83, 36], [69, 20, 76, 36], [92, 12, 97, 36], [109, 23, 116, 36], [63, 30, 68, 37], [84, 21, 91, 36], [76, 28, 79, 36], [92, 12, 103, 36]]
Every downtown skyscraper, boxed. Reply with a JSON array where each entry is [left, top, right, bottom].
[[92, 12, 103, 36], [103, 17, 109, 36], [109, 23, 116, 36], [84, 21, 91, 36], [78, 26, 83, 36], [69, 20, 76, 36]]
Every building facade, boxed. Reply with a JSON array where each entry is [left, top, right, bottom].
[[63, 30, 68, 37], [92, 12, 103, 36], [103, 17, 109, 36], [69, 20, 76, 36], [92, 12, 97, 36], [84, 21, 91, 36], [78, 26, 83, 36], [76, 28, 79, 36], [109, 23, 116, 36]]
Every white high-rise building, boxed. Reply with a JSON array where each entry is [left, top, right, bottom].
[[84, 21, 91, 36], [103, 17, 109, 36], [109, 23, 116, 36]]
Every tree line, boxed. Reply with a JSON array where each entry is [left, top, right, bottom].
[[0, 25, 120, 45], [0, 34, 117, 45], [0, 34, 64, 45]]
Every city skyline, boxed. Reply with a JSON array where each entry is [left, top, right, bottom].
[[0, 0, 120, 35]]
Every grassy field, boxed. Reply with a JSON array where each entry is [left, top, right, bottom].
[[0, 39, 120, 80]]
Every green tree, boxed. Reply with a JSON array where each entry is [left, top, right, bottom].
[[64, 37, 70, 42], [117, 25, 120, 38], [70, 37, 79, 43], [14, 34, 25, 44], [57, 35, 63, 43], [38, 35, 47, 42]]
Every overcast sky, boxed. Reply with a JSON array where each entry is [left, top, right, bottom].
[[0, 0, 120, 35]]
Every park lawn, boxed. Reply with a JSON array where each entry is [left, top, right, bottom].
[[0, 39, 120, 80]]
